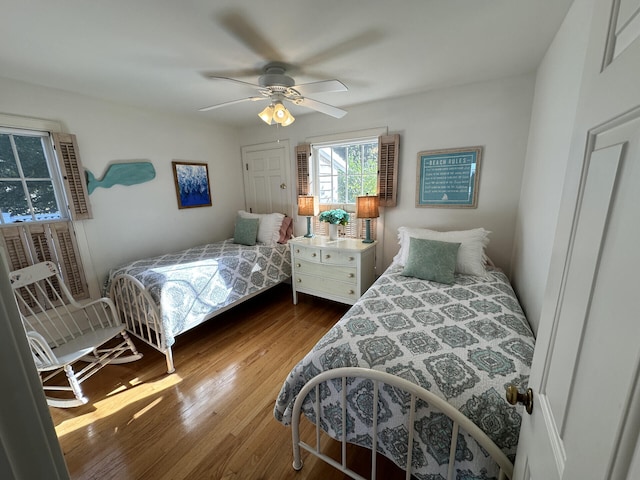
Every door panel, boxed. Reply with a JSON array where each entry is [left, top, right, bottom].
[[241, 141, 291, 216], [515, 0, 640, 477]]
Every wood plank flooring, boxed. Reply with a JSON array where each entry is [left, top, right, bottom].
[[49, 284, 408, 479]]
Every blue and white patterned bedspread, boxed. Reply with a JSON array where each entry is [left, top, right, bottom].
[[105, 239, 291, 346], [274, 265, 534, 478]]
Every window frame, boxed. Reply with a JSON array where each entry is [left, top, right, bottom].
[[0, 127, 69, 224], [296, 130, 399, 241], [0, 115, 92, 300], [312, 137, 380, 207]]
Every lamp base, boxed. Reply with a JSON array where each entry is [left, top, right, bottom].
[[362, 218, 374, 243], [303, 216, 314, 238]]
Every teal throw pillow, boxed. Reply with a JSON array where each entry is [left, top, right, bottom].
[[401, 237, 461, 284], [234, 216, 259, 246]]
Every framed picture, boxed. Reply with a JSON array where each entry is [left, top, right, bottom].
[[415, 146, 482, 208], [172, 161, 212, 209]]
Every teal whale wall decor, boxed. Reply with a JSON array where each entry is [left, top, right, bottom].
[[86, 161, 156, 194]]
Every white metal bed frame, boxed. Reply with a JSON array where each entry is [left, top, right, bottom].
[[291, 367, 513, 480], [109, 273, 288, 373]]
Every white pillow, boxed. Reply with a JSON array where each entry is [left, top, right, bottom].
[[392, 226, 490, 278], [237, 210, 285, 245]]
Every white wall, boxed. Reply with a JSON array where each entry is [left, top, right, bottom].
[[239, 74, 535, 274], [0, 77, 243, 292], [510, 0, 592, 334]]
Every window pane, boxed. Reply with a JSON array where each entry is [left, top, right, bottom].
[[0, 180, 31, 222], [361, 175, 377, 196], [347, 145, 362, 174], [15, 136, 50, 178], [314, 139, 378, 204], [0, 134, 19, 177], [363, 144, 378, 174], [319, 176, 334, 203], [28, 180, 61, 220], [337, 174, 347, 203]]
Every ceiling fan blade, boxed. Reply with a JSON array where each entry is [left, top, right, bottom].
[[292, 79, 348, 96], [199, 97, 265, 112], [298, 29, 384, 67], [296, 98, 347, 119], [201, 67, 263, 79], [203, 74, 262, 89], [216, 8, 285, 64]]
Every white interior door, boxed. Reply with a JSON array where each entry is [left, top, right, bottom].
[[514, 0, 640, 478], [241, 141, 291, 215]]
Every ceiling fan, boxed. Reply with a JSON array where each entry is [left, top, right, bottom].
[[199, 62, 348, 125]]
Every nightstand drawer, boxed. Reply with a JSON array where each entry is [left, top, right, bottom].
[[321, 250, 357, 265], [295, 273, 357, 301], [292, 246, 321, 263], [294, 259, 357, 283]]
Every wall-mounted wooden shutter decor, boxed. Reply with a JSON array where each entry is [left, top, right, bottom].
[[295, 144, 311, 196], [52, 132, 93, 220], [0, 222, 89, 301], [0, 226, 32, 272], [50, 222, 89, 299], [377, 134, 400, 207]]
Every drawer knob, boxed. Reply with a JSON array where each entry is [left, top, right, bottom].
[[312, 253, 317, 257], [325, 254, 331, 259], [349, 257, 354, 261], [297, 278, 302, 283], [349, 289, 355, 295], [296, 263, 301, 268], [348, 273, 354, 278], [296, 249, 300, 253]]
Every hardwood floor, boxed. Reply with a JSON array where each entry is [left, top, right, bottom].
[[49, 284, 408, 479]]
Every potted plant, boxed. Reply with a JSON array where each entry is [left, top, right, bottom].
[[318, 209, 349, 240]]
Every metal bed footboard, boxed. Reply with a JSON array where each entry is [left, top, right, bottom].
[[109, 273, 175, 373], [291, 367, 513, 480]]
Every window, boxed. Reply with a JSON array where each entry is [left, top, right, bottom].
[[314, 139, 379, 204], [0, 126, 91, 300], [0, 129, 65, 223], [295, 134, 399, 240]]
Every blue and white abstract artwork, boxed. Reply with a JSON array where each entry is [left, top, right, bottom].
[[172, 161, 212, 208]]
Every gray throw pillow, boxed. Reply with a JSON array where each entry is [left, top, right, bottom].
[[233, 216, 259, 246], [401, 237, 461, 284]]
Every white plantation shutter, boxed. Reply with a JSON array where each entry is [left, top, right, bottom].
[[312, 211, 375, 241]]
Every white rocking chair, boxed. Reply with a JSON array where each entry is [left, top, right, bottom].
[[10, 261, 142, 408]]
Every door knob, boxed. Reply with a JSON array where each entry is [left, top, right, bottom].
[[506, 385, 533, 414], [280, 183, 287, 189]]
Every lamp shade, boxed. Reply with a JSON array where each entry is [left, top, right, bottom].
[[298, 195, 319, 216], [356, 195, 379, 219], [258, 105, 274, 124], [258, 101, 295, 126]]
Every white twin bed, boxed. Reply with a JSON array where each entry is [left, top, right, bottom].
[[274, 226, 534, 479], [105, 211, 292, 373]]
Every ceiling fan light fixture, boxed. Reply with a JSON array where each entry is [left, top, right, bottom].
[[273, 101, 287, 121], [258, 104, 274, 124], [259, 100, 295, 126], [281, 110, 295, 126]]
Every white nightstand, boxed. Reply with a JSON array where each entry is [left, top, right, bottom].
[[289, 236, 377, 305]]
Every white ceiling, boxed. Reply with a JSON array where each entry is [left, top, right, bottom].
[[2, 0, 573, 128]]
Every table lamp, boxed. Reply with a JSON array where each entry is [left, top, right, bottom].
[[298, 195, 319, 238], [356, 195, 379, 244]]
